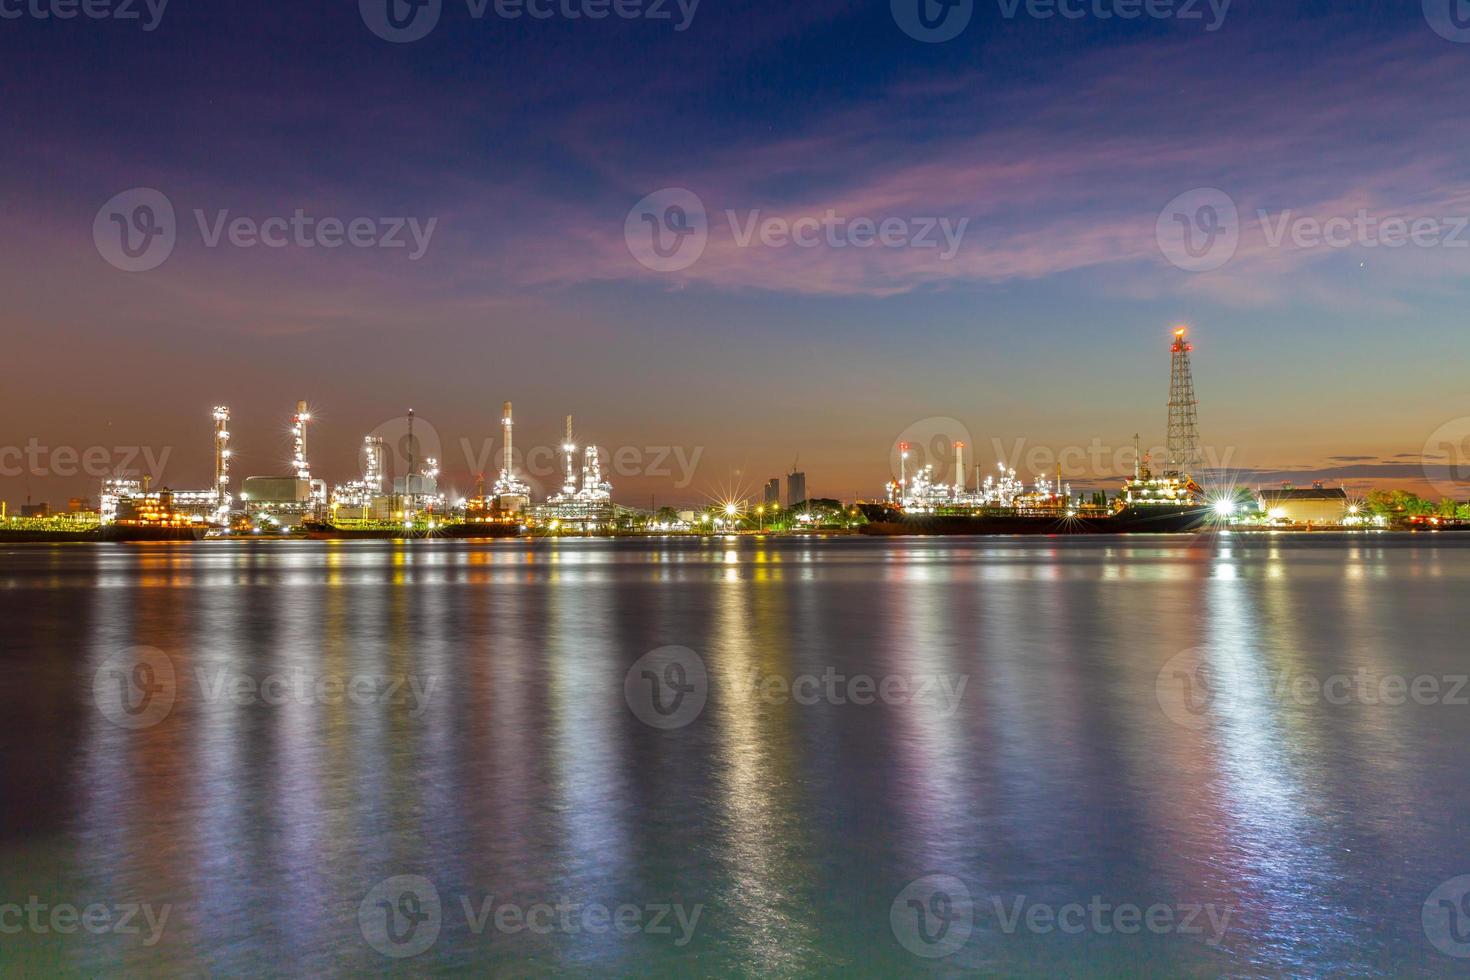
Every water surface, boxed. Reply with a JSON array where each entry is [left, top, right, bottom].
[[2, 535, 1468, 975]]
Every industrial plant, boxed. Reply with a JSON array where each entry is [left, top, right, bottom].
[[0, 328, 1451, 540]]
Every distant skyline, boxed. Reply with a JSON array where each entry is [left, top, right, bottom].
[[3, 1, 1469, 506]]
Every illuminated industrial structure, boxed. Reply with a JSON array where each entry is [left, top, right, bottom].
[[101, 406, 233, 527], [330, 436, 386, 515], [537, 414, 620, 531], [490, 401, 531, 513], [291, 400, 311, 482], [1165, 327, 1202, 477], [1119, 329, 1207, 507], [213, 405, 232, 524], [887, 456, 1068, 514], [561, 415, 578, 497], [241, 400, 327, 518]]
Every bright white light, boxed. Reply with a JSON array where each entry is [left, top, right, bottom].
[[1213, 499, 1236, 517]]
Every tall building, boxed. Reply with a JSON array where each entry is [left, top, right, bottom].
[[764, 478, 780, 507], [787, 471, 807, 510]]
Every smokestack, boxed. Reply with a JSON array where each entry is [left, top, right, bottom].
[[954, 441, 965, 490], [562, 415, 577, 496], [502, 401, 514, 477], [213, 405, 230, 521], [292, 400, 311, 482]]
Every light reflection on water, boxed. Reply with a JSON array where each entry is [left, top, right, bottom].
[[1, 535, 1469, 975]]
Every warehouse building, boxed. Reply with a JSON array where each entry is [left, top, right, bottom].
[[1257, 484, 1349, 525]]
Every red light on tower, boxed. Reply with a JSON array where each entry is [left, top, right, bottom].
[[1171, 325, 1192, 353]]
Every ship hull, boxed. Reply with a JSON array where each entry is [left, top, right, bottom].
[[437, 522, 522, 539], [301, 521, 430, 540], [0, 528, 103, 543], [100, 524, 208, 541]]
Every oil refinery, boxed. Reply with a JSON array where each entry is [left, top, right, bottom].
[[0, 328, 1432, 541]]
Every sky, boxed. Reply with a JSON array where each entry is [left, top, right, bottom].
[[2, 0, 1469, 507]]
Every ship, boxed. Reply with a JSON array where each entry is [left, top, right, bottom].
[[861, 448, 1211, 537], [437, 481, 523, 539], [862, 326, 1216, 537], [100, 491, 210, 541]]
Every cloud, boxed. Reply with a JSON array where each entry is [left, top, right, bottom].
[[480, 30, 1470, 301]]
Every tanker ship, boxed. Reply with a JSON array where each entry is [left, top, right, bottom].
[[859, 458, 1210, 536], [862, 326, 1215, 537], [100, 490, 210, 541]]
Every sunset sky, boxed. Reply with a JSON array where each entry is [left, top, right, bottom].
[[2, 0, 1468, 506]]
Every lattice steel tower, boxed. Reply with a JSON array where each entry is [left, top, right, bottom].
[[1165, 327, 1201, 476]]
